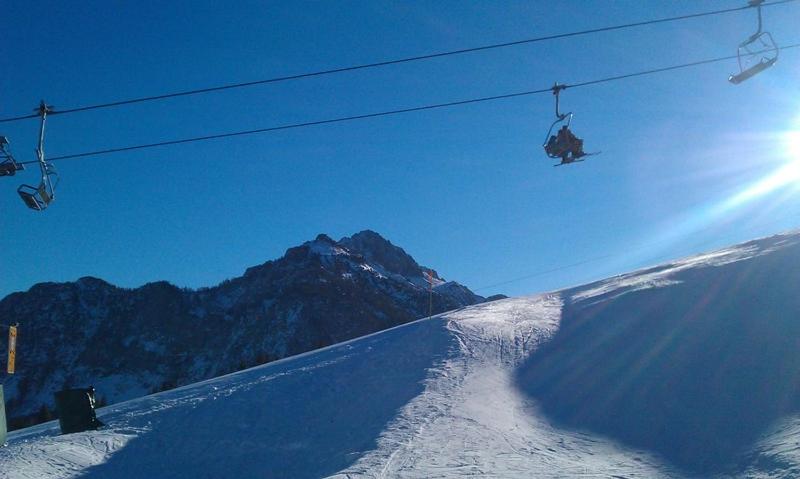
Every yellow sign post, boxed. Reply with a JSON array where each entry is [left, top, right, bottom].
[[7, 325, 17, 375]]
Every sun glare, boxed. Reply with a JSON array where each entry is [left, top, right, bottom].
[[620, 126, 800, 270], [727, 128, 800, 207], [723, 142, 800, 209], [787, 130, 800, 163]]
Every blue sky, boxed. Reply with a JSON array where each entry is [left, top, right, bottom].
[[1, 0, 799, 299]]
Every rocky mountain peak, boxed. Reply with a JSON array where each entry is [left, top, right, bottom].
[[339, 230, 426, 279], [314, 233, 336, 244]]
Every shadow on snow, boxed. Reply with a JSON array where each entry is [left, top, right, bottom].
[[78, 317, 456, 479], [515, 241, 800, 475]]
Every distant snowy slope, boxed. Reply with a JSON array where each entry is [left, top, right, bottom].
[[3, 231, 800, 478]]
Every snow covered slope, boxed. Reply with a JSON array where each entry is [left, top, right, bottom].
[[3, 231, 800, 478]]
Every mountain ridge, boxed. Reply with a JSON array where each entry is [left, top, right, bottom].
[[0, 230, 486, 429]]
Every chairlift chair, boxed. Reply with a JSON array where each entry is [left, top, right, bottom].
[[18, 163, 58, 211], [542, 84, 594, 166], [729, 0, 779, 84], [18, 101, 58, 210], [0, 136, 24, 177]]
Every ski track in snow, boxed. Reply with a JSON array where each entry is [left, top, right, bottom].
[[329, 295, 673, 478]]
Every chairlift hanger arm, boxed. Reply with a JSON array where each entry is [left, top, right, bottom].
[[35, 101, 54, 165], [552, 83, 568, 119], [542, 83, 573, 149], [750, 0, 765, 36]]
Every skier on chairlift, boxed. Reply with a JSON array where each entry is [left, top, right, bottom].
[[542, 83, 595, 166], [546, 125, 585, 164]]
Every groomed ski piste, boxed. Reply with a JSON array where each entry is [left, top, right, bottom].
[[3, 232, 800, 478]]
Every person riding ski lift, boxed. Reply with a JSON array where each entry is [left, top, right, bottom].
[[548, 125, 585, 162], [546, 134, 558, 155], [570, 132, 585, 158]]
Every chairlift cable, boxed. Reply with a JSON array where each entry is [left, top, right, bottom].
[[1, 0, 797, 125], [473, 255, 617, 292], [19, 44, 799, 165], [569, 54, 764, 89], [25, 88, 554, 163]]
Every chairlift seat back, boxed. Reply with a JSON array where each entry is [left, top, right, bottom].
[[0, 140, 22, 177], [730, 31, 778, 84], [39, 184, 52, 204], [17, 183, 50, 210], [543, 113, 574, 159], [0, 160, 21, 177]]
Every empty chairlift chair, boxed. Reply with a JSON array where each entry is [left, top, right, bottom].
[[17, 164, 58, 210], [18, 101, 57, 211], [729, 0, 779, 84]]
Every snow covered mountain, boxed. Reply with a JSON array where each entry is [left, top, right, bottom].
[[5, 230, 800, 478], [0, 230, 485, 430]]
